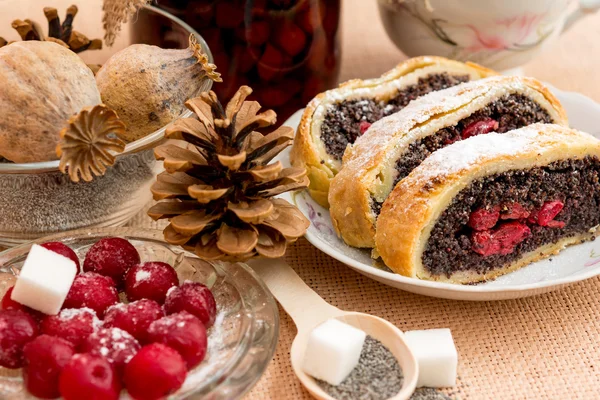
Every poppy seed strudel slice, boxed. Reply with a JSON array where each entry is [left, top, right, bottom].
[[290, 56, 496, 207], [329, 76, 568, 248], [375, 124, 600, 284]]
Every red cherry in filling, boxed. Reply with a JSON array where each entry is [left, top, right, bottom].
[[500, 203, 530, 220], [528, 200, 565, 227], [124, 262, 179, 304], [40, 308, 99, 350], [1, 287, 44, 320], [124, 343, 187, 400], [493, 221, 531, 255], [59, 353, 121, 400], [40, 242, 80, 269], [359, 121, 372, 135], [63, 272, 118, 318], [471, 221, 531, 256], [461, 118, 499, 139], [81, 327, 141, 375], [104, 300, 164, 343], [83, 237, 140, 285], [164, 282, 217, 328], [23, 335, 75, 399], [147, 312, 208, 369], [468, 206, 500, 231], [0, 309, 39, 369], [470, 230, 501, 257]]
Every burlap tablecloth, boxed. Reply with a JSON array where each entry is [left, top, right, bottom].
[[137, 1, 600, 398]]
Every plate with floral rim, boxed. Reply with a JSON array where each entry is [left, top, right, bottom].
[[275, 85, 600, 301]]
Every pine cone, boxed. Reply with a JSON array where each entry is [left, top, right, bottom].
[[148, 86, 310, 262]]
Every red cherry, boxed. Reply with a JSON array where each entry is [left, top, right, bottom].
[[493, 221, 531, 255], [124, 262, 179, 304], [81, 328, 141, 375], [40, 242, 80, 269], [359, 121, 372, 135], [124, 343, 187, 400], [257, 45, 285, 81], [147, 312, 208, 369], [164, 282, 217, 328], [104, 300, 164, 343], [470, 230, 501, 257], [500, 203, 530, 220], [235, 20, 270, 46], [468, 207, 500, 231], [40, 308, 99, 350], [83, 238, 140, 285], [1, 287, 44, 320], [63, 272, 118, 318], [23, 335, 75, 399], [273, 22, 307, 57], [461, 118, 499, 139], [0, 309, 39, 368], [59, 353, 121, 400], [528, 200, 565, 227]]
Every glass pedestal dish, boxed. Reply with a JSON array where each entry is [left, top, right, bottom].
[[0, 227, 279, 399], [0, 4, 213, 246]]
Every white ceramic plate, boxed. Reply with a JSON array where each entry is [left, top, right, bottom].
[[276, 86, 600, 301]]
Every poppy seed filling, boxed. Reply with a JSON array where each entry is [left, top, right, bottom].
[[320, 73, 470, 160], [422, 157, 600, 278], [371, 93, 553, 215]]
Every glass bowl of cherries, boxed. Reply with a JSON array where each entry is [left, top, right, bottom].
[[0, 227, 279, 400]]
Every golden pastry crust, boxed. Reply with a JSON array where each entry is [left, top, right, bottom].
[[329, 76, 568, 248], [375, 124, 600, 284], [289, 56, 496, 208]]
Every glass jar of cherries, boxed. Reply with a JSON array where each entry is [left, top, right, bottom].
[[154, 0, 342, 124]]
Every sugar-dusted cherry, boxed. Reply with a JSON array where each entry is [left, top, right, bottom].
[[59, 353, 121, 400], [40, 308, 99, 350], [63, 272, 118, 318], [83, 237, 140, 285], [81, 327, 140, 375], [104, 300, 164, 343], [23, 335, 75, 399], [1, 286, 44, 320], [147, 312, 208, 369], [124, 262, 179, 304], [0, 309, 39, 368], [164, 282, 217, 328], [40, 242, 80, 269], [124, 343, 187, 400]]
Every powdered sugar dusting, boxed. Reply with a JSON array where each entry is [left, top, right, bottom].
[[346, 76, 533, 168], [180, 310, 227, 389], [166, 286, 177, 297], [58, 307, 96, 320], [135, 270, 151, 283]]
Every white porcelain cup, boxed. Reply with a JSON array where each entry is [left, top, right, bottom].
[[378, 0, 600, 71]]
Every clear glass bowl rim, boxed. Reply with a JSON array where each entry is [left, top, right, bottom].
[[0, 4, 214, 175], [0, 226, 279, 399]]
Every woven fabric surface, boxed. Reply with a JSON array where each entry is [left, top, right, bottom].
[[126, 2, 600, 398]]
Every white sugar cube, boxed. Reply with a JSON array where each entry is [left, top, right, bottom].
[[11, 244, 77, 315], [303, 319, 366, 386], [404, 328, 458, 388]]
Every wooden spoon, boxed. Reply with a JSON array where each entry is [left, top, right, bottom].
[[249, 258, 418, 400]]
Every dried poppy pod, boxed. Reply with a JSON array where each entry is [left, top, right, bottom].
[[148, 85, 310, 262]]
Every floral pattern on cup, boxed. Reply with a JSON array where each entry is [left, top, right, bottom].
[[377, 0, 597, 70]]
